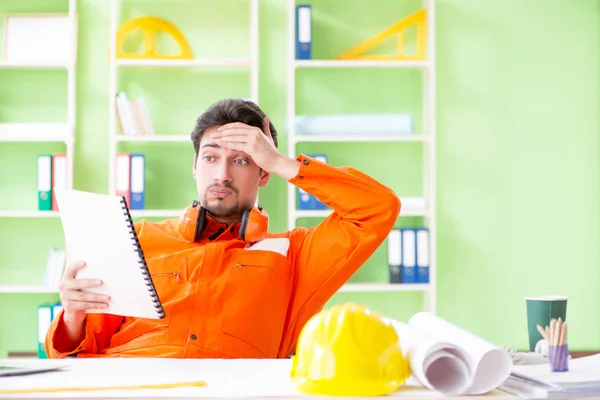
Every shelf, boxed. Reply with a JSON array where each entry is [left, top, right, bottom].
[[287, 0, 437, 314], [0, 209, 182, 219], [0, 134, 69, 143], [0, 211, 60, 218], [0, 123, 71, 143], [339, 283, 430, 293], [115, 59, 253, 68], [107, 0, 260, 225], [295, 208, 430, 219], [294, 60, 430, 69], [118, 135, 426, 144], [115, 135, 190, 143], [0, 285, 58, 294], [0, 61, 71, 70], [130, 209, 182, 218], [293, 135, 428, 143]]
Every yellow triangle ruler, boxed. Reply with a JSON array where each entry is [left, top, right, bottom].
[[336, 9, 426, 61]]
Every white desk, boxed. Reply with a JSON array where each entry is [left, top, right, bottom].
[[0, 358, 516, 399]]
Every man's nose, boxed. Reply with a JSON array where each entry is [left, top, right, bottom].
[[214, 162, 233, 183]]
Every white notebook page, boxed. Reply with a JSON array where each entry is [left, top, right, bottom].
[[54, 188, 164, 320]]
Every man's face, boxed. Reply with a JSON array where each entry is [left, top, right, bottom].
[[193, 126, 269, 220]]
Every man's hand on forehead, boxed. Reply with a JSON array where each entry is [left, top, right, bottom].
[[210, 118, 281, 172]]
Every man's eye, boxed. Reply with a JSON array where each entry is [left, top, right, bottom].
[[203, 155, 215, 162], [235, 159, 248, 165]]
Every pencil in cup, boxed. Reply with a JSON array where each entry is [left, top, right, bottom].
[[537, 318, 568, 372]]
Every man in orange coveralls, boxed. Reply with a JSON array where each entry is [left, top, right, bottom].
[[45, 98, 401, 359]]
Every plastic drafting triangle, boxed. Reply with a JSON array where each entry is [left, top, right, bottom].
[[336, 9, 426, 61], [116, 16, 193, 60]]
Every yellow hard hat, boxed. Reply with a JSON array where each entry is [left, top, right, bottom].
[[290, 302, 410, 397]]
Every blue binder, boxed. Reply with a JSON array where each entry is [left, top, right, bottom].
[[416, 228, 430, 283], [130, 153, 145, 210], [400, 228, 417, 283], [51, 302, 63, 321], [297, 154, 327, 210], [296, 5, 312, 59]]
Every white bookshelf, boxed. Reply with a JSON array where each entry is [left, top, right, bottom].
[[115, 135, 189, 143], [0, 61, 71, 70], [293, 135, 429, 143], [0, 285, 58, 294], [295, 60, 431, 69], [0, 0, 78, 296], [0, 123, 72, 143], [340, 283, 431, 293], [286, 0, 437, 313], [130, 210, 181, 218], [107, 0, 260, 215], [0, 211, 60, 218], [115, 59, 253, 68], [295, 208, 431, 219]]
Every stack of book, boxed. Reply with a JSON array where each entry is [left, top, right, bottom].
[[115, 92, 155, 136], [43, 247, 66, 290]]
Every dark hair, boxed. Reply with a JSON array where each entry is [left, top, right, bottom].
[[191, 98, 278, 157]]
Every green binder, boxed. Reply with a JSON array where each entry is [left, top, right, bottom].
[[38, 154, 53, 211], [37, 304, 52, 358]]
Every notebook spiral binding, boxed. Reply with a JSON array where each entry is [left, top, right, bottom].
[[119, 197, 166, 319]]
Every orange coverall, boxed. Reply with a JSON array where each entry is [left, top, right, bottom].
[[45, 154, 401, 359]]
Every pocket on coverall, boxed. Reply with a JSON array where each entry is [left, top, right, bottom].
[[219, 249, 293, 358]]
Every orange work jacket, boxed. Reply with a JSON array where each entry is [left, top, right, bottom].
[[45, 154, 401, 359]]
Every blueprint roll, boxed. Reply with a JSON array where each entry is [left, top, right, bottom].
[[390, 312, 512, 396]]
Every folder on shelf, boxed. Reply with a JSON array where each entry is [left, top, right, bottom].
[[115, 92, 137, 136], [43, 247, 66, 290], [297, 188, 315, 210], [135, 97, 155, 136], [296, 5, 311, 59], [387, 228, 402, 284], [51, 303, 63, 321], [37, 155, 52, 211], [37, 305, 52, 359], [115, 94, 154, 137], [401, 228, 417, 283], [115, 153, 131, 207], [297, 154, 327, 210], [129, 153, 145, 210], [51, 154, 67, 212], [416, 228, 430, 283]]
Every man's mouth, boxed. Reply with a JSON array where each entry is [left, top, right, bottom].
[[209, 188, 233, 197]]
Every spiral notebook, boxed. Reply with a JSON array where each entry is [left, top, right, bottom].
[[54, 188, 165, 320]]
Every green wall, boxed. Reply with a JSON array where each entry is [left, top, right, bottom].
[[1, 0, 599, 357]]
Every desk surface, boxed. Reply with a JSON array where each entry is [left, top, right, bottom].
[[0, 358, 516, 399]]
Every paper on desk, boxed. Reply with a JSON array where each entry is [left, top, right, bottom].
[[392, 312, 512, 396], [510, 353, 600, 390]]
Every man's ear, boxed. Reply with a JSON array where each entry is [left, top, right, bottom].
[[258, 168, 270, 187], [192, 157, 197, 180]]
